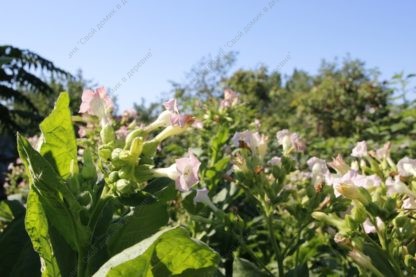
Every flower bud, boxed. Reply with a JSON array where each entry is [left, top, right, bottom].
[[81, 149, 96, 181], [98, 146, 112, 161], [335, 183, 371, 205], [100, 124, 115, 145], [348, 249, 382, 276], [108, 171, 119, 183], [154, 125, 188, 142], [116, 179, 135, 194], [130, 137, 144, 160], [312, 211, 346, 231]]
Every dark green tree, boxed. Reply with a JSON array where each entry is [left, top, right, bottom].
[[0, 45, 71, 133]]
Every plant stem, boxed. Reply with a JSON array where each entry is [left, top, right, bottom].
[[266, 211, 283, 277]]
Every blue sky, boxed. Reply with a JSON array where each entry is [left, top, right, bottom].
[[2, 0, 415, 111]]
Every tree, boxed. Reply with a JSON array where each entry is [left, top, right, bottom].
[[0, 45, 71, 133]]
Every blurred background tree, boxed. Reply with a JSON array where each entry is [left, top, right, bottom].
[[0, 45, 71, 133]]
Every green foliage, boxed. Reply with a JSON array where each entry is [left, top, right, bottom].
[[0, 200, 40, 277], [0, 45, 70, 133], [95, 227, 220, 277]]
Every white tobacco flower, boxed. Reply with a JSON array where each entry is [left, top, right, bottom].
[[193, 188, 218, 212], [276, 129, 306, 154], [385, 176, 415, 197], [362, 217, 384, 234], [232, 130, 268, 158], [397, 157, 416, 177], [268, 156, 282, 167], [307, 157, 329, 184], [402, 197, 416, 210], [351, 141, 368, 158]]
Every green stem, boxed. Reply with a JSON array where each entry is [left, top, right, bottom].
[[266, 211, 283, 277]]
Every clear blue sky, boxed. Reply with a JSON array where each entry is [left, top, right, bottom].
[[2, 0, 415, 111]]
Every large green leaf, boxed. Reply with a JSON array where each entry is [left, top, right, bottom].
[[17, 134, 89, 251], [0, 200, 41, 277], [94, 227, 220, 276], [107, 201, 169, 255], [24, 190, 61, 276], [39, 92, 78, 178], [232, 258, 269, 277]]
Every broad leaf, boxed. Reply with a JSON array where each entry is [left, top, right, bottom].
[[24, 190, 61, 276], [107, 201, 169, 255], [17, 134, 89, 251], [94, 227, 220, 276], [39, 92, 78, 178], [232, 257, 269, 277], [0, 200, 41, 277]]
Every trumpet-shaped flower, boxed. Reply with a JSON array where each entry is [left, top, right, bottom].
[[362, 217, 384, 234], [351, 141, 368, 158], [397, 157, 416, 177], [153, 150, 201, 192], [268, 156, 282, 167], [326, 170, 380, 199], [220, 89, 239, 109], [402, 197, 416, 209], [385, 176, 415, 197], [373, 142, 391, 161], [193, 188, 219, 211], [231, 130, 268, 157], [147, 99, 193, 131], [328, 154, 350, 175], [276, 129, 305, 154], [307, 157, 329, 184], [79, 87, 113, 125]]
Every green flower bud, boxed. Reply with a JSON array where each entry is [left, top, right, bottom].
[[336, 184, 371, 205], [118, 168, 130, 179], [351, 201, 367, 223], [394, 215, 408, 228], [130, 137, 144, 160], [99, 147, 112, 161], [101, 124, 115, 144], [116, 179, 135, 194], [108, 171, 119, 183], [119, 150, 132, 162], [81, 149, 97, 181], [312, 211, 347, 232]]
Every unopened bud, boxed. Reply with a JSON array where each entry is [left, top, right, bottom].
[[100, 124, 115, 144]]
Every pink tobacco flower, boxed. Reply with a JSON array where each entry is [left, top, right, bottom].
[[79, 87, 113, 124], [351, 141, 368, 158], [220, 89, 239, 109], [153, 150, 201, 192], [328, 154, 350, 175], [268, 156, 282, 167], [232, 130, 268, 157], [276, 129, 306, 154], [371, 142, 391, 161], [175, 151, 201, 191], [115, 126, 129, 140]]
